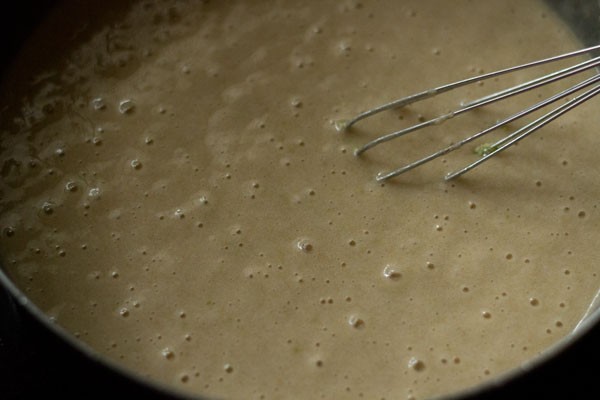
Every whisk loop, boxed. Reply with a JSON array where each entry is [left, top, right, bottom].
[[337, 44, 600, 181]]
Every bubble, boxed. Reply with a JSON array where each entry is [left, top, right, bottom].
[[468, 201, 477, 209], [174, 209, 185, 219], [297, 238, 313, 252], [162, 348, 175, 360], [118, 99, 135, 114], [338, 40, 352, 53], [89, 187, 101, 198], [41, 201, 54, 215], [130, 159, 142, 170], [383, 265, 401, 280], [65, 181, 78, 192], [91, 97, 106, 110], [348, 315, 365, 329], [3, 227, 15, 237], [407, 357, 425, 371], [529, 298, 539, 306], [224, 364, 234, 373], [119, 307, 130, 317], [291, 97, 302, 108], [578, 210, 586, 218], [482, 311, 491, 319]]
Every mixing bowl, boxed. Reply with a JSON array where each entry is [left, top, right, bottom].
[[1, 1, 600, 398]]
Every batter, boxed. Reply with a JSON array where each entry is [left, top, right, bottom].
[[1, 1, 599, 399]]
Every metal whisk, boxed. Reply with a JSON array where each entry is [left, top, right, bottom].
[[336, 44, 600, 181]]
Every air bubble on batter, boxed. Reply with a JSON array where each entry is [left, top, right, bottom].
[[162, 348, 175, 360], [65, 181, 78, 192], [129, 159, 141, 170], [91, 97, 106, 110], [348, 315, 365, 329], [197, 195, 209, 205], [118, 99, 135, 114], [88, 187, 101, 198], [529, 298, 539, 306], [174, 209, 185, 219], [383, 265, 401, 280], [296, 238, 314, 253], [41, 201, 55, 215], [407, 357, 425, 371]]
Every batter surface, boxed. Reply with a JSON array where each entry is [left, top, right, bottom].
[[1, 1, 599, 399]]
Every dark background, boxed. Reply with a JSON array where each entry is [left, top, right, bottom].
[[1, 1, 599, 399]]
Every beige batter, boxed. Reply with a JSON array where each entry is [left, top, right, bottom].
[[1, 1, 600, 399]]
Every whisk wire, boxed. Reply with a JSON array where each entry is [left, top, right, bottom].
[[355, 55, 600, 158], [376, 73, 600, 181], [463, 55, 600, 108], [445, 82, 600, 180], [339, 44, 600, 181]]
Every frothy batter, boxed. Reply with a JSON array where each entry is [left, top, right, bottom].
[[1, 1, 599, 399]]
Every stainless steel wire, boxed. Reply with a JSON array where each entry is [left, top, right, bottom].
[[336, 44, 600, 181]]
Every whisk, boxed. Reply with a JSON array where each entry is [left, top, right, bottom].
[[336, 44, 600, 181]]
